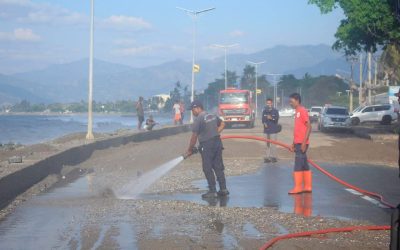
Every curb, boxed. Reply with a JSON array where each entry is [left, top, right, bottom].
[[351, 128, 397, 141], [0, 125, 191, 210]]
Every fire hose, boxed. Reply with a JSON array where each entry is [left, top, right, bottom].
[[220, 135, 394, 249]]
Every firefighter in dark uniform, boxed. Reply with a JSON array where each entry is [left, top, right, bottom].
[[184, 100, 229, 198]]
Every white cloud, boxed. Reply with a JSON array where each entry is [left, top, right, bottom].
[[102, 15, 152, 31], [0, 0, 86, 25], [229, 30, 245, 38], [0, 28, 40, 42], [113, 38, 136, 46], [0, 0, 32, 6], [18, 5, 86, 24], [113, 45, 154, 56]]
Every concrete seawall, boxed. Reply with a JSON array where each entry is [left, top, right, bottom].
[[0, 125, 191, 210]]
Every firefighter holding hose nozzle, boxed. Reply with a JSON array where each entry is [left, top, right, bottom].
[[288, 93, 312, 194], [183, 100, 229, 199]]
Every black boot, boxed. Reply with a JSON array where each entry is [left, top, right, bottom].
[[264, 157, 271, 163], [202, 190, 217, 198], [217, 189, 230, 196]]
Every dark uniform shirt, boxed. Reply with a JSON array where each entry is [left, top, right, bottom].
[[262, 107, 280, 134], [192, 111, 222, 143]]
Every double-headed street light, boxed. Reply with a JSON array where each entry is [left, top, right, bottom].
[[177, 7, 215, 122], [86, 0, 95, 140], [212, 44, 239, 89], [266, 73, 283, 110], [247, 61, 265, 118]]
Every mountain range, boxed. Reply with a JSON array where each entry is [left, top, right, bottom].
[[0, 44, 352, 105]]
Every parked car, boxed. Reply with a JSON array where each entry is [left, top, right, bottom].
[[309, 106, 323, 123], [279, 108, 295, 117], [318, 106, 351, 132], [350, 104, 398, 125]]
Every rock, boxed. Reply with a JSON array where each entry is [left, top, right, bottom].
[[8, 156, 22, 164]]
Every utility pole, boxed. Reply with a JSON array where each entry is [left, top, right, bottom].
[[374, 57, 378, 87], [212, 44, 239, 89], [281, 89, 284, 110], [86, 0, 95, 140], [368, 51, 372, 104], [247, 61, 266, 118], [177, 7, 215, 122], [359, 54, 363, 106], [349, 56, 358, 112]]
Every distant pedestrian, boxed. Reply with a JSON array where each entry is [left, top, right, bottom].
[[136, 96, 144, 130], [180, 100, 185, 124], [173, 100, 181, 125], [396, 89, 400, 178], [144, 115, 157, 131], [262, 98, 280, 163], [288, 93, 312, 195]]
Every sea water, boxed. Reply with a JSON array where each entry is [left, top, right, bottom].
[[116, 156, 184, 199]]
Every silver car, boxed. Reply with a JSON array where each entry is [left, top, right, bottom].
[[318, 106, 351, 132]]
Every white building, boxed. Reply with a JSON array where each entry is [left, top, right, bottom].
[[151, 94, 170, 109]]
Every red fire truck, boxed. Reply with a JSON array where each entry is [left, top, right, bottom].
[[218, 88, 255, 128]]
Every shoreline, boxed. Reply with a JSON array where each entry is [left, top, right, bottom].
[[0, 111, 164, 116]]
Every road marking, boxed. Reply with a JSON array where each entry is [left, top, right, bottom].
[[345, 188, 362, 196], [361, 195, 390, 208], [345, 188, 389, 208]]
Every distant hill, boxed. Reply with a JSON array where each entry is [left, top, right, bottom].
[[4, 44, 351, 103], [0, 74, 49, 105]]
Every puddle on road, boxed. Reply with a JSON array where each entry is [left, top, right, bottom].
[[0, 170, 136, 250], [242, 222, 262, 238], [142, 162, 398, 225]]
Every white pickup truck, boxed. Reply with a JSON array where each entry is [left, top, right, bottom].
[[309, 106, 323, 123]]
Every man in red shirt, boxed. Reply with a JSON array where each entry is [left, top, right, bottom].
[[289, 93, 312, 194]]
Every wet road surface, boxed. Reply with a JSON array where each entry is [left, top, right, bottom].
[[144, 161, 400, 225], [0, 161, 397, 249]]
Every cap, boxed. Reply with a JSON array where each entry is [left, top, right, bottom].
[[190, 100, 203, 109]]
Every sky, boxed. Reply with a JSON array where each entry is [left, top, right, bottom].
[[0, 0, 344, 74]]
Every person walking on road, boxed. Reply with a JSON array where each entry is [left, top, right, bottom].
[[288, 93, 312, 195], [173, 100, 181, 125], [184, 100, 229, 199], [136, 96, 144, 130], [262, 98, 280, 163], [179, 100, 185, 124]]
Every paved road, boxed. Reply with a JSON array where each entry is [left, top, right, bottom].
[[0, 118, 397, 249]]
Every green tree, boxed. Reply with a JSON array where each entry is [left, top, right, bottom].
[[240, 65, 256, 90], [11, 100, 31, 112], [164, 81, 184, 112], [308, 0, 400, 55], [381, 43, 400, 84]]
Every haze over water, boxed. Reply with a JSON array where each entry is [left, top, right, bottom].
[[0, 114, 172, 145]]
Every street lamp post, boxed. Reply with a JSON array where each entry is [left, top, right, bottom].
[[247, 61, 265, 118], [266, 73, 283, 111], [177, 7, 215, 122], [86, 0, 94, 140], [213, 44, 239, 89]]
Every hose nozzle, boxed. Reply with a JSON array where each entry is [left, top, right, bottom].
[[183, 146, 199, 159]]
